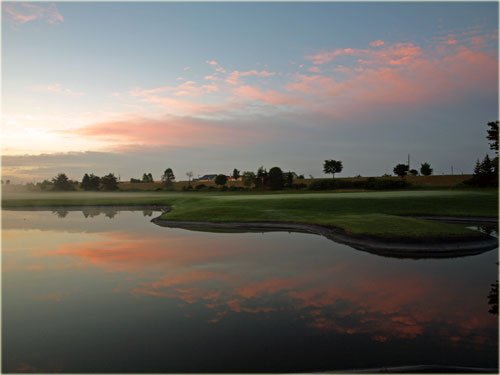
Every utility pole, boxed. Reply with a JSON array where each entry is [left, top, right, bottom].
[[408, 154, 410, 170]]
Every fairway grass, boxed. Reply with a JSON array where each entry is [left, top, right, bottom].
[[2, 189, 498, 240]]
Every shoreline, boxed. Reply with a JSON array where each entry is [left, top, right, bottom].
[[151, 217, 498, 259]]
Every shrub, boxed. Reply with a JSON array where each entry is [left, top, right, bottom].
[[308, 178, 410, 191]]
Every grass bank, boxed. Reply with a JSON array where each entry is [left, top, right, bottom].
[[2, 189, 498, 240]]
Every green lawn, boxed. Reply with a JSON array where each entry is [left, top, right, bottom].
[[2, 189, 498, 239]]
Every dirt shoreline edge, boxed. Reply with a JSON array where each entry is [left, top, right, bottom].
[[151, 215, 498, 259]]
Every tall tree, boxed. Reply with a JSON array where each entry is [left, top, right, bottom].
[[100, 173, 119, 191], [480, 154, 494, 177], [284, 171, 294, 187], [52, 173, 75, 191], [393, 164, 409, 178], [267, 167, 285, 190], [323, 160, 343, 178], [256, 166, 267, 189], [232, 168, 240, 180], [161, 168, 175, 186], [142, 173, 154, 183], [89, 174, 101, 190], [81, 173, 101, 191], [420, 162, 433, 176], [487, 121, 499, 154], [81, 173, 91, 190], [186, 171, 194, 186]]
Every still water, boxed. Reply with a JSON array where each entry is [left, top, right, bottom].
[[2, 209, 498, 372]]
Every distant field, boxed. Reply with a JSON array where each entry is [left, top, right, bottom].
[[2, 189, 497, 240]]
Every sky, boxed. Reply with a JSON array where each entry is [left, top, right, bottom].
[[1, 1, 499, 183]]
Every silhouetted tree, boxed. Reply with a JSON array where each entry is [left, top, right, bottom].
[[242, 171, 256, 188], [487, 121, 499, 154], [420, 162, 433, 176], [323, 160, 343, 178], [186, 171, 193, 186], [480, 154, 495, 177], [232, 168, 240, 180], [81, 173, 91, 190], [267, 167, 285, 190], [52, 173, 75, 191], [393, 164, 409, 178], [284, 171, 294, 187], [214, 174, 228, 187], [256, 166, 268, 189], [81, 173, 101, 191], [161, 168, 175, 186], [409, 169, 419, 176], [100, 173, 119, 191], [142, 173, 153, 183]]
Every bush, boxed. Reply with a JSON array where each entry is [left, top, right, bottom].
[[288, 183, 308, 190], [195, 184, 207, 190], [308, 178, 410, 191], [365, 177, 410, 190]]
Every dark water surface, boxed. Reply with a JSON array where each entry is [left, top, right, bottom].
[[2, 209, 498, 373]]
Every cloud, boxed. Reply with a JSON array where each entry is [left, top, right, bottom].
[[3, 2, 63, 25], [288, 38, 497, 119], [206, 59, 226, 73], [307, 66, 321, 74], [232, 85, 298, 106], [31, 83, 84, 96], [74, 115, 253, 151], [307, 48, 365, 65], [225, 70, 276, 85], [369, 40, 385, 47]]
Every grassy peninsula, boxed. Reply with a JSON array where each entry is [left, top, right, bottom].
[[2, 189, 498, 240]]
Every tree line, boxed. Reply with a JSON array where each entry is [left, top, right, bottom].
[[40, 121, 497, 192]]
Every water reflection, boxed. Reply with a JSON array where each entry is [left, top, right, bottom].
[[52, 209, 69, 218], [2, 209, 498, 373]]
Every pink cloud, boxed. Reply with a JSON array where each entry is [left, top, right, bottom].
[[3, 2, 63, 25], [206, 59, 226, 73], [225, 70, 275, 85], [233, 85, 298, 106], [287, 38, 497, 119], [74, 115, 253, 151], [307, 66, 321, 74], [130, 83, 227, 116], [307, 47, 366, 65], [369, 40, 385, 47], [371, 42, 422, 66]]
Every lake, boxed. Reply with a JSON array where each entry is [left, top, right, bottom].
[[2, 209, 498, 372]]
